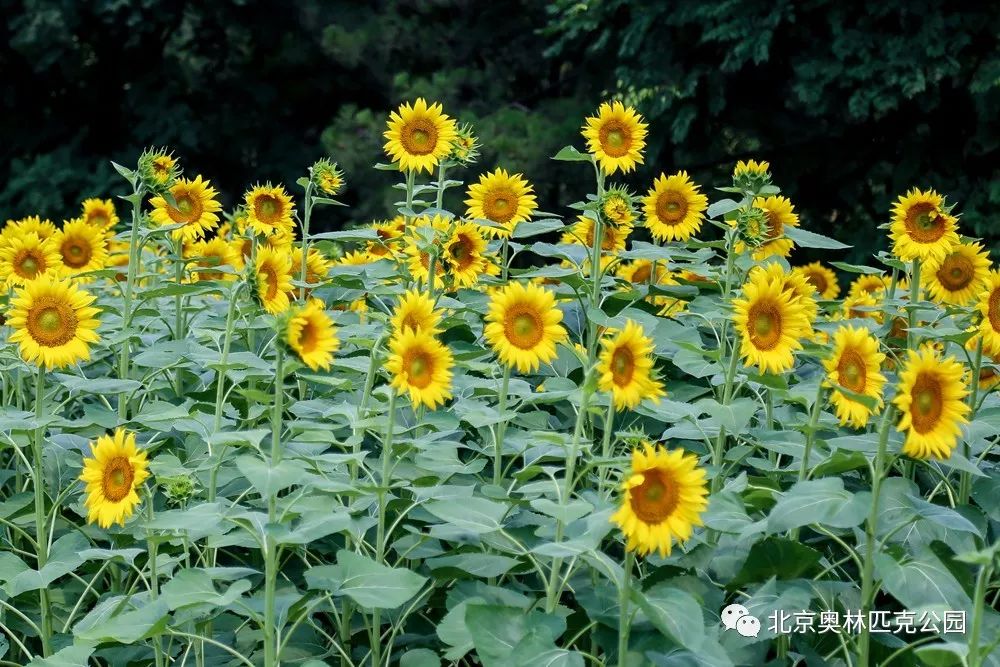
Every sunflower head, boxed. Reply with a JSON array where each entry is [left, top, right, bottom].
[[465, 168, 537, 239], [0, 232, 61, 286], [149, 175, 222, 242], [53, 219, 110, 278], [794, 262, 840, 300], [976, 270, 1000, 357], [385, 327, 454, 410], [582, 101, 648, 175], [253, 247, 295, 314], [732, 159, 771, 192], [444, 221, 488, 288], [291, 247, 332, 296], [599, 186, 636, 227], [447, 122, 480, 165], [311, 158, 346, 197], [610, 442, 709, 558], [894, 345, 970, 460], [732, 269, 811, 374], [383, 98, 458, 174], [597, 320, 666, 411], [138, 147, 180, 193], [822, 325, 887, 428], [484, 282, 568, 373], [6, 275, 101, 369], [889, 188, 960, 263], [643, 171, 708, 242], [244, 184, 296, 238], [186, 237, 242, 283], [80, 429, 150, 529], [737, 196, 798, 260], [285, 298, 339, 371], [391, 288, 442, 335], [922, 240, 991, 306], [1, 216, 57, 246], [81, 198, 119, 231]]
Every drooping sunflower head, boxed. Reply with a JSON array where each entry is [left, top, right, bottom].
[[149, 175, 222, 242], [736, 196, 799, 260], [385, 327, 454, 410], [6, 275, 101, 369], [484, 282, 568, 373], [465, 168, 537, 238], [311, 158, 345, 197], [391, 288, 442, 335], [0, 232, 61, 286], [889, 188, 960, 263], [921, 240, 991, 306], [976, 270, 1000, 357], [443, 222, 487, 288], [285, 298, 339, 371], [383, 98, 458, 174], [731, 269, 811, 374], [893, 345, 970, 460], [81, 198, 119, 231], [52, 219, 110, 278], [253, 246, 294, 314], [597, 320, 666, 411], [186, 237, 242, 283], [610, 442, 709, 558], [822, 325, 887, 428], [794, 262, 840, 299], [581, 101, 648, 175], [599, 186, 636, 227], [244, 184, 295, 238], [732, 159, 771, 192], [642, 171, 708, 242], [290, 247, 332, 295], [79, 429, 150, 529]]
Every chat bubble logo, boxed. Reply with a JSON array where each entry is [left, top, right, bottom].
[[736, 615, 761, 638], [720, 603, 749, 630]]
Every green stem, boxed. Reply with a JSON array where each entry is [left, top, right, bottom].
[[404, 169, 416, 219], [907, 259, 921, 349], [298, 182, 314, 302], [372, 391, 398, 667], [789, 384, 825, 542], [617, 551, 634, 667], [174, 237, 186, 396], [711, 338, 742, 494], [146, 498, 164, 667], [968, 563, 992, 667], [501, 238, 510, 282], [857, 404, 896, 667], [31, 367, 52, 657], [118, 182, 145, 419], [960, 337, 984, 504], [263, 344, 285, 667], [493, 366, 513, 487], [599, 400, 616, 498], [435, 163, 447, 211]]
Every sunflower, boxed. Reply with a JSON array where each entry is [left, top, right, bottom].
[[339, 250, 372, 266], [976, 271, 1000, 356], [366, 220, 404, 258], [312, 158, 345, 196], [383, 98, 458, 174], [894, 345, 970, 459], [404, 244, 448, 290], [748, 263, 819, 325], [600, 187, 636, 227], [286, 298, 339, 371], [733, 159, 770, 181], [385, 327, 454, 410], [732, 269, 811, 373], [582, 101, 648, 175], [561, 215, 632, 255], [849, 274, 894, 298], [610, 442, 709, 558], [254, 247, 295, 314], [291, 247, 332, 292], [597, 320, 666, 410], [921, 241, 991, 306], [186, 237, 242, 282], [795, 262, 840, 299], [822, 326, 887, 428], [1, 216, 57, 245], [889, 188, 960, 263], [740, 196, 799, 260], [6, 276, 101, 369], [485, 282, 568, 373], [244, 184, 295, 238], [391, 288, 442, 334], [0, 232, 61, 286], [616, 259, 668, 286], [443, 222, 488, 287], [81, 198, 119, 231], [79, 429, 150, 529], [465, 168, 537, 239], [643, 171, 708, 242], [149, 175, 222, 242], [51, 219, 109, 278], [841, 291, 883, 323], [149, 152, 178, 186]]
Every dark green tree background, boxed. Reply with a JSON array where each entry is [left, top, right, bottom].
[[2, 0, 997, 264]]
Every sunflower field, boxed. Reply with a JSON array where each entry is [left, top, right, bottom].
[[0, 98, 999, 667]]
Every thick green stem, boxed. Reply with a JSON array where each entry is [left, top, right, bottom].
[[858, 404, 896, 667], [146, 499, 164, 667], [790, 383, 826, 541], [31, 367, 52, 657], [435, 164, 447, 211], [617, 551, 634, 667], [968, 563, 992, 667], [493, 366, 513, 486], [907, 259, 921, 349], [501, 238, 510, 282], [264, 344, 285, 667], [298, 182, 314, 302], [960, 337, 984, 504], [174, 237, 187, 396], [118, 183, 145, 419], [711, 338, 742, 494], [372, 391, 398, 667], [599, 400, 616, 497]]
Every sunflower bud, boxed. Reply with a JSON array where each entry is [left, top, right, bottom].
[[137, 147, 181, 195], [598, 186, 636, 227], [158, 474, 196, 506], [736, 205, 771, 250], [311, 158, 345, 197], [732, 159, 771, 193], [447, 123, 480, 166]]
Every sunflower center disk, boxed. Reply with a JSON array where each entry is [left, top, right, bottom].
[[486, 189, 516, 223], [937, 254, 973, 291], [599, 122, 630, 157], [837, 350, 866, 393], [405, 352, 432, 388], [989, 289, 1000, 331], [29, 300, 78, 347], [806, 273, 827, 294], [657, 192, 687, 224], [298, 322, 317, 352], [102, 456, 134, 502], [748, 302, 782, 350], [910, 375, 944, 434], [402, 119, 438, 156], [905, 204, 946, 242], [611, 348, 635, 386], [19, 254, 39, 277], [631, 470, 680, 524]]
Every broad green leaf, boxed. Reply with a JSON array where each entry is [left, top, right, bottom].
[[160, 569, 253, 610], [425, 497, 507, 534], [551, 145, 592, 162], [427, 554, 520, 578], [236, 455, 308, 497], [633, 584, 704, 650], [305, 549, 427, 609], [400, 649, 440, 667], [74, 598, 170, 644], [766, 478, 870, 533], [729, 537, 822, 586], [513, 219, 564, 238], [26, 644, 95, 667], [784, 226, 851, 250], [875, 544, 971, 612]]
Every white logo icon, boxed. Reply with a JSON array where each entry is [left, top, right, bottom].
[[721, 604, 760, 637]]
